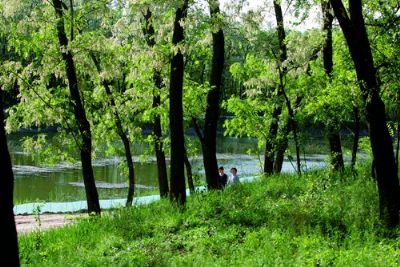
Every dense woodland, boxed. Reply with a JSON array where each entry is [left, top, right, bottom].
[[1, 0, 400, 265]]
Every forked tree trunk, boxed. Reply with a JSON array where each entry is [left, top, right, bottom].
[[322, 1, 344, 172], [169, 0, 189, 205], [52, 0, 100, 214], [0, 92, 20, 266], [331, 0, 400, 227], [142, 8, 169, 198], [273, 120, 289, 174], [264, 1, 287, 175]]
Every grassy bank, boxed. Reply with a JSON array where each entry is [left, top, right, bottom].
[[19, 166, 400, 266]]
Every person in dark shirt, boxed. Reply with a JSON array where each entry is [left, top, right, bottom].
[[218, 166, 228, 188]]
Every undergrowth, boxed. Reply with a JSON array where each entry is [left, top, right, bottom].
[[19, 166, 400, 266]]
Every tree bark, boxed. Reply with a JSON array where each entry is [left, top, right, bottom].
[[200, 0, 225, 190], [322, 0, 344, 172], [331, 0, 400, 227], [273, 119, 289, 174], [328, 128, 345, 171], [90, 54, 136, 207], [142, 8, 169, 198], [351, 105, 360, 169], [264, 104, 282, 174], [264, 0, 288, 175], [169, 0, 189, 205], [52, 0, 100, 214], [184, 146, 195, 193], [0, 91, 20, 266]]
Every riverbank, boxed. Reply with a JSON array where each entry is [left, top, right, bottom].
[[18, 166, 400, 266], [16, 214, 83, 234]]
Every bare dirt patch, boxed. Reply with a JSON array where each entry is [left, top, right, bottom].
[[15, 214, 85, 234]]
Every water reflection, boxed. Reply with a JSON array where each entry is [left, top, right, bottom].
[[9, 134, 327, 205]]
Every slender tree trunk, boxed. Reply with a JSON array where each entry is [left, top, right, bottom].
[[52, 0, 100, 214], [142, 8, 169, 198], [322, 1, 344, 172], [331, 0, 400, 227], [90, 55, 136, 207], [0, 92, 20, 266], [281, 87, 301, 174], [264, 105, 282, 174], [184, 146, 195, 193], [269, 0, 301, 174], [200, 0, 225, 190], [351, 105, 360, 169], [169, 0, 189, 205]]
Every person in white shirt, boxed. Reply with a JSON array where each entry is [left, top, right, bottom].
[[228, 167, 240, 185]]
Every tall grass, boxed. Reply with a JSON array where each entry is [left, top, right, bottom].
[[19, 166, 400, 266]]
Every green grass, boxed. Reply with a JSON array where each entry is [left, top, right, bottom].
[[19, 166, 400, 266]]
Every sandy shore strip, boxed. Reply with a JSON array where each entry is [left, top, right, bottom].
[[15, 214, 85, 234]]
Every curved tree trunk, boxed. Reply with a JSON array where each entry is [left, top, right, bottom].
[[53, 0, 100, 214], [169, 0, 189, 205], [90, 54, 136, 207], [142, 8, 169, 198], [201, 0, 225, 190], [331, 0, 400, 227], [0, 92, 20, 266]]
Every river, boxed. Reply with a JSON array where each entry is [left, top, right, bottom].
[[8, 133, 329, 214]]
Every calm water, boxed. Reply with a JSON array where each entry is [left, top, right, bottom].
[[9, 133, 327, 205]]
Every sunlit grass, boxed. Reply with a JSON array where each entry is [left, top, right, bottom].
[[18, 164, 400, 266]]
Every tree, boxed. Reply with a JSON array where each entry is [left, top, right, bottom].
[[321, 0, 344, 171], [142, 7, 169, 198], [0, 91, 19, 266], [270, 0, 301, 175], [91, 54, 136, 207], [52, 0, 100, 214], [169, 0, 189, 204], [196, 0, 225, 190], [330, 0, 400, 227]]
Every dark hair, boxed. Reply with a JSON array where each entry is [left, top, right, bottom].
[[230, 167, 237, 172], [218, 166, 224, 170]]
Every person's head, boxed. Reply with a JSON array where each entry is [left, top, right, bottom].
[[218, 166, 225, 175], [230, 167, 237, 176]]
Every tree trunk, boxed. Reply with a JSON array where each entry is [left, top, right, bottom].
[[184, 146, 195, 193], [267, 0, 298, 175], [322, 1, 344, 172], [90, 54, 136, 207], [331, 0, 400, 227], [351, 105, 360, 169], [169, 0, 189, 205], [396, 119, 400, 174], [201, 0, 225, 190], [142, 8, 169, 198], [274, 119, 289, 174], [328, 128, 345, 171], [0, 91, 20, 266], [264, 104, 282, 174], [52, 0, 100, 214]]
